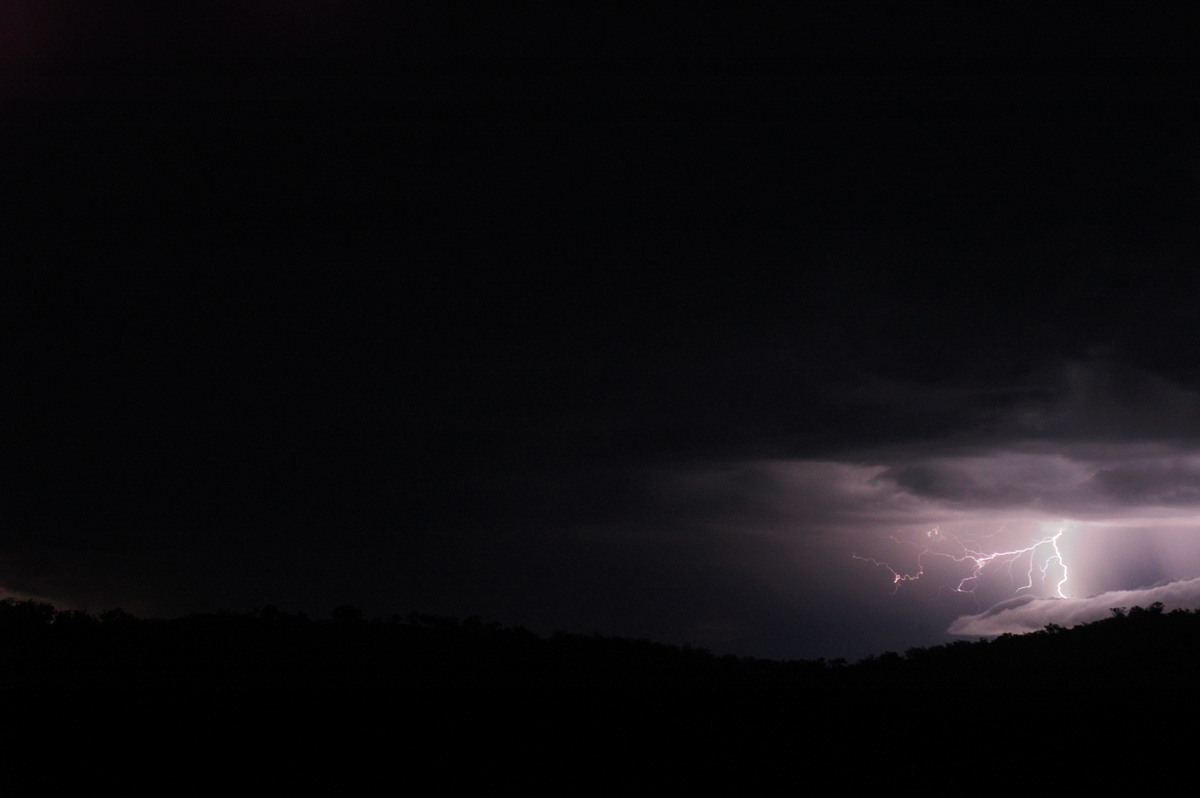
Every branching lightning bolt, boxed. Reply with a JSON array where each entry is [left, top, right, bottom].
[[854, 526, 1069, 599]]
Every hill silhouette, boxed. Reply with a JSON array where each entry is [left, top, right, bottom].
[[0, 598, 1196, 691], [0, 598, 1194, 792]]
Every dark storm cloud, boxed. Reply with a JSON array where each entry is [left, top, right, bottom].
[[1006, 360, 1200, 443], [856, 359, 1200, 515], [883, 454, 1085, 510], [877, 448, 1193, 515], [1089, 459, 1200, 507]]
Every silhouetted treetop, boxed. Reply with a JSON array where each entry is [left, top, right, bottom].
[[0, 600, 1194, 691]]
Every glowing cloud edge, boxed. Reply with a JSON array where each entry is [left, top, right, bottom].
[[947, 576, 1200, 637]]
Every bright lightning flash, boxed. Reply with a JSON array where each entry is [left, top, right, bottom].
[[855, 526, 1070, 599]]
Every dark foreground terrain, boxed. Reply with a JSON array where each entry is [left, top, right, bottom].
[[0, 600, 1194, 794]]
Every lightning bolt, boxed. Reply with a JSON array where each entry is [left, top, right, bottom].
[[854, 526, 1070, 599]]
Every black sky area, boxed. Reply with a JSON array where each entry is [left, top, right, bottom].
[[5, 4, 1200, 660]]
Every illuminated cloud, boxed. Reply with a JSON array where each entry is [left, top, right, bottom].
[[947, 577, 1200, 636]]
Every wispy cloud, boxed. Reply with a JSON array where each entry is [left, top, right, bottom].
[[947, 577, 1200, 636]]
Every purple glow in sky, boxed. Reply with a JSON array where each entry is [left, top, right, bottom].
[[822, 364, 1200, 647], [589, 357, 1200, 658]]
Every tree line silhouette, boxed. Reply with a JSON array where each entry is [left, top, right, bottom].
[[0, 598, 1196, 691], [0, 598, 1193, 795]]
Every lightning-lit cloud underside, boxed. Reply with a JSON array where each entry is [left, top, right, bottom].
[[839, 447, 1200, 637], [638, 360, 1200, 653], [947, 577, 1200, 636], [827, 358, 1200, 642]]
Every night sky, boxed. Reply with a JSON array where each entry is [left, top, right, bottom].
[[6, 5, 1200, 661]]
